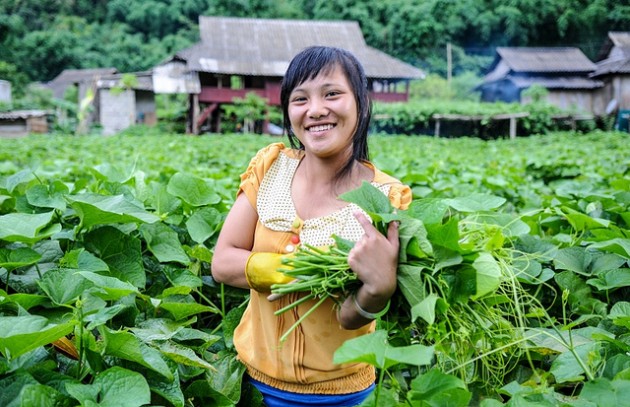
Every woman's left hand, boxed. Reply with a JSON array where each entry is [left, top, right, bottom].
[[347, 212, 400, 301]]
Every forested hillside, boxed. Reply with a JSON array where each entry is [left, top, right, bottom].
[[1, 0, 628, 97]]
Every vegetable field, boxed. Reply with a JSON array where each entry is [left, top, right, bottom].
[[0, 130, 629, 407]]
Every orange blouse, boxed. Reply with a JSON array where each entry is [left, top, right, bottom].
[[233, 143, 411, 394]]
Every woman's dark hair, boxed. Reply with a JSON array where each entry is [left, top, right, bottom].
[[280, 46, 372, 178]]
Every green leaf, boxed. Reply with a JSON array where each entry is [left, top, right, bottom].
[[338, 181, 393, 215], [408, 368, 472, 406], [446, 194, 506, 212], [158, 341, 216, 371], [553, 247, 592, 276], [471, 252, 502, 300], [66, 366, 151, 407], [38, 268, 93, 305], [167, 172, 221, 207], [589, 238, 630, 259], [0, 211, 60, 243], [84, 227, 145, 288], [397, 264, 428, 308], [2, 293, 48, 310], [0, 247, 41, 271], [427, 217, 461, 252], [67, 193, 159, 228], [186, 207, 222, 244], [587, 268, 630, 291], [333, 330, 434, 369], [609, 302, 630, 329], [140, 222, 190, 265], [0, 316, 75, 359], [25, 182, 68, 210], [59, 248, 109, 273], [100, 327, 173, 380], [581, 378, 630, 407], [411, 293, 439, 325], [77, 271, 139, 301], [408, 198, 449, 225], [11, 383, 69, 407], [158, 299, 218, 321], [551, 342, 601, 383]]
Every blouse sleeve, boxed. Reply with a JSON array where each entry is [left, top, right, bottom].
[[388, 183, 412, 210], [238, 142, 285, 209]]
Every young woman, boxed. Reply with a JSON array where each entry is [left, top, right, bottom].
[[211, 46, 411, 406]]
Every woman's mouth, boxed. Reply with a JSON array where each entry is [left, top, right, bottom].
[[307, 124, 335, 133]]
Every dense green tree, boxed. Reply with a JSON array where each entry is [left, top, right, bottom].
[[0, 0, 628, 85]]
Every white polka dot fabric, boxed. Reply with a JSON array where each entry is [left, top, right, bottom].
[[257, 152, 392, 247]]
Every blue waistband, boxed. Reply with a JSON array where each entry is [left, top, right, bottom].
[[248, 377, 375, 407]]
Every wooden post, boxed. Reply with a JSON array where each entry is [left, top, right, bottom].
[[191, 94, 199, 135], [509, 117, 516, 139]]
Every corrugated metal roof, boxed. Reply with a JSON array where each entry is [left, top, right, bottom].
[[496, 47, 596, 73], [97, 71, 154, 91], [0, 110, 49, 119], [177, 16, 424, 80], [508, 76, 604, 90], [49, 68, 118, 84]]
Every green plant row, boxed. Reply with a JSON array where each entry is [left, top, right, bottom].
[[0, 131, 628, 406], [371, 100, 600, 137]]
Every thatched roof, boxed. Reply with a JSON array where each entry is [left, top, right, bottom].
[[175, 16, 424, 80]]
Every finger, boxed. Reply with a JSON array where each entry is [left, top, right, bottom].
[[353, 211, 376, 235], [387, 220, 400, 247]]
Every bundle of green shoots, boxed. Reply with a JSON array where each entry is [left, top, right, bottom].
[[270, 182, 405, 342]]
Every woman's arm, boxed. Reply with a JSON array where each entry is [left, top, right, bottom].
[[337, 212, 400, 330], [210, 193, 258, 289]]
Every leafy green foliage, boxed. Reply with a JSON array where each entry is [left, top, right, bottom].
[[0, 131, 629, 406]]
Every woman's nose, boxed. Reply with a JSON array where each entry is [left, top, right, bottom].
[[308, 98, 328, 119]]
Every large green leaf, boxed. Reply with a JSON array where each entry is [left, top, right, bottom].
[[0, 211, 60, 243], [158, 298, 218, 320], [166, 172, 221, 207], [67, 193, 159, 228], [66, 366, 151, 407], [0, 247, 41, 271], [140, 222, 190, 265], [158, 341, 216, 371], [0, 316, 75, 359], [580, 378, 630, 407], [551, 342, 602, 383], [84, 227, 145, 288], [25, 182, 68, 210], [186, 207, 222, 244], [471, 252, 502, 300], [100, 327, 173, 380], [38, 268, 93, 305], [77, 271, 140, 301], [408, 368, 472, 406], [589, 238, 630, 259], [446, 194, 506, 212], [333, 330, 434, 369], [339, 181, 393, 216]]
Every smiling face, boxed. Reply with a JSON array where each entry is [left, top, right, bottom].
[[287, 65, 358, 160]]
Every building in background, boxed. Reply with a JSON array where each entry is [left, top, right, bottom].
[[477, 47, 605, 115], [153, 16, 425, 134]]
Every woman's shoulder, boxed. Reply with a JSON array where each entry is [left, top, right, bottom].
[[370, 165, 412, 210], [252, 142, 303, 162]]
